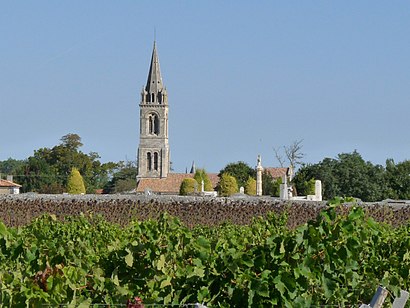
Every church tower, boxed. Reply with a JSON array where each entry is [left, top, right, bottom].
[[137, 42, 170, 179]]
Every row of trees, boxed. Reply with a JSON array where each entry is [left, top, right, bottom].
[[293, 151, 410, 202], [179, 162, 282, 197], [191, 151, 410, 202], [3, 135, 410, 201], [0, 134, 137, 194]]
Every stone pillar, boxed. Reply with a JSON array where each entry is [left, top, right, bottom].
[[315, 180, 322, 201], [280, 175, 288, 199], [256, 155, 263, 196]]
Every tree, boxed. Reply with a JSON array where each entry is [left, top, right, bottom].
[[103, 161, 137, 194], [179, 178, 198, 195], [194, 169, 213, 191], [244, 177, 256, 195], [219, 161, 255, 189], [67, 167, 86, 194], [285, 139, 305, 171], [14, 134, 117, 194], [293, 151, 387, 201], [273, 140, 305, 175], [384, 159, 410, 200], [218, 173, 238, 197], [60, 133, 83, 151], [0, 158, 25, 176]]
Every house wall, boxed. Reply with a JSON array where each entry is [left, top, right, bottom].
[[0, 187, 10, 194]]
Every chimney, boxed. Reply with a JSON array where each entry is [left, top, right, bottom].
[[7, 175, 13, 182]]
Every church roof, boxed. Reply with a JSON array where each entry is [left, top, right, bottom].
[[145, 41, 164, 94], [136, 173, 219, 194], [264, 167, 288, 179]]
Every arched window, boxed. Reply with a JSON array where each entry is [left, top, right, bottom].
[[147, 113, 160, 135], [158, 93, 162, 104], [154, 152, 158, 171], [147, 152, 152, 171], [148, 115, 153, 134], [153, 115, 159, 135], [151, 93, 155, 103]]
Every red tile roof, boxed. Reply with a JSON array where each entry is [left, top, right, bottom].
[[0, 179, 22, 188], [136, 173, 219, 194], [264, 167, 288, 179]]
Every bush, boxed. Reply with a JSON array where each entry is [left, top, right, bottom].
[[218, 174, 238, 197], [194, 169, 213, 191], [66, 167, 86, 194], [179, 178, 198, 195], [245, 177, 256, 195]]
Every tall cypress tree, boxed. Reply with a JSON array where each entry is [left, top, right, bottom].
[[67, 167, 86, 194]]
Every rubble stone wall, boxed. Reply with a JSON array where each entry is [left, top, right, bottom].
[[0, 194, 409, 228]]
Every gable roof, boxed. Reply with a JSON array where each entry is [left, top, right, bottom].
[[0, 179, 22, 188], [264, 167, 288, 179], [136, 173, 219, 194]]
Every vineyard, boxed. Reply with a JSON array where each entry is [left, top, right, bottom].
[[0, 201, 409, 307]]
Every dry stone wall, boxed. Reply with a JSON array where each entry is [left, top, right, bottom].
[[0, 194, 409, 228]]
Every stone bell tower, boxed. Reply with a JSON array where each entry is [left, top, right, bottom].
[[137, 42, 170, 179]]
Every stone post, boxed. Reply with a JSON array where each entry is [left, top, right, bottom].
[[315, 180, 322, 201], [256, 155, 263, 196]]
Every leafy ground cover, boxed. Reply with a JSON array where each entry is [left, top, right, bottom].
[[0, 205, 409, 307]]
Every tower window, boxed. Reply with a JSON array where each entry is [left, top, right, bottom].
[[154, 115, 159, 134], [147, 152, 152, 171], [148, 115, 153, 134], [151, 93, 155, 102], [148, 113, 160, 135], [154, 152, 158, 171]]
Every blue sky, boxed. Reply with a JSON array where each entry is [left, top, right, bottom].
[[1, 1, 410, 173]]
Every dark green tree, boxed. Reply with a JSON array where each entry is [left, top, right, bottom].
[[219, 161, 255, 189], [262, 170, 277, 196], [293, 151, 386, 202], [384, 159, 410, 200], [0, 158, 25, 177], [14, 134, 117, 194], [103, 161, 137, 194]]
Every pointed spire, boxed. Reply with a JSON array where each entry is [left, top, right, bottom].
[[190, 161, 196, 174], [145, 41, 164, 93]]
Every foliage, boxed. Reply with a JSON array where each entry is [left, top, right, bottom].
[[262, 170, 282, 196], [0, 207, 408, 306], [244, 177, 256, 195], [179, 178, 198, 195], [296, 178, 316, 196], [12, 134, 117, 194], [218, 173, 238, 197], [104, 161, 137, 193], [293, 151, 387, 201], [193, 169, 213, 191], [66, 168, 86, 194], [384, 159, 410, 200], [219, 161, 255, 189], [0, 158, 25, 176]]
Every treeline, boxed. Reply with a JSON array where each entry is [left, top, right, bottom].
[[0, 134, 137, 194], [293, 151, 410, 202]]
